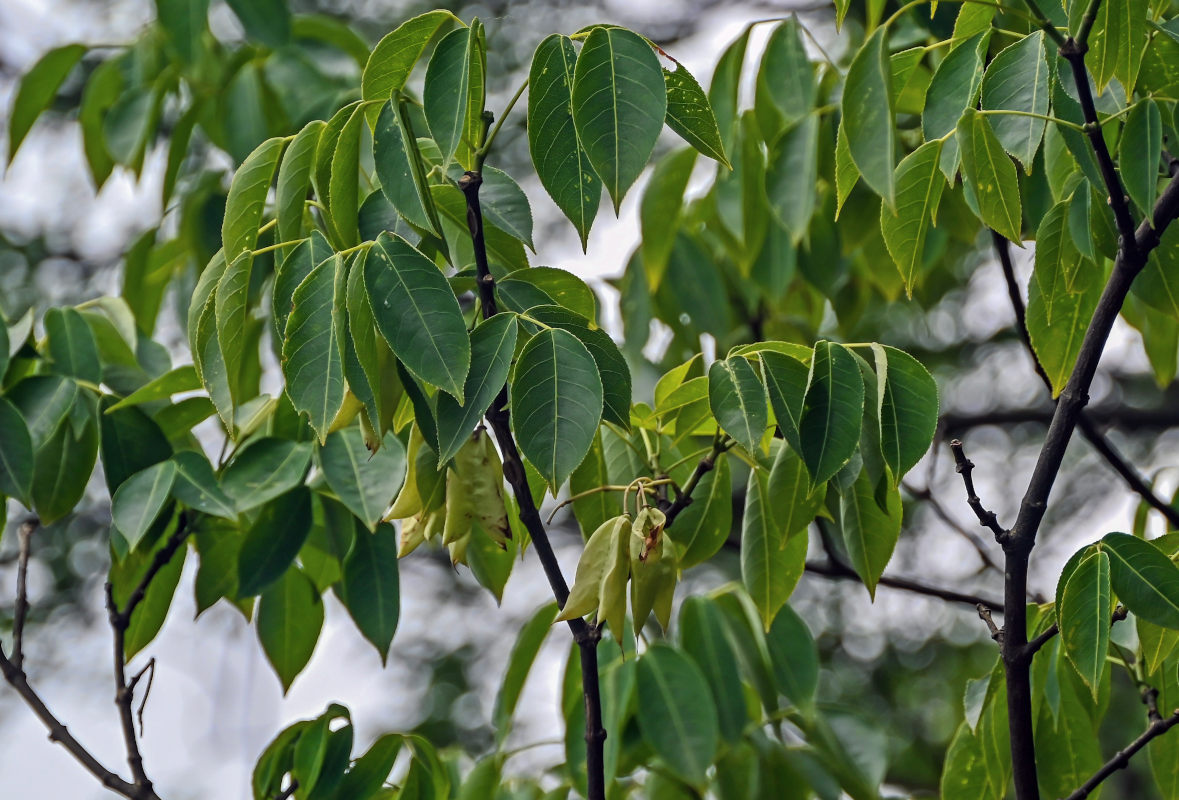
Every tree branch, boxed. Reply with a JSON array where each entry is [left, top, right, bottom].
[[460, 171, 607, 800], [1025, 605, 1128, 658], [1061, 707, 1179, 800], [949, 439, 1009, 542], [661, 433, 730, 528], [990, 231, 1179, 528], [940, 404, 1179, 433], [12, 516, 37, 671], [802, 559, 1003, 610]]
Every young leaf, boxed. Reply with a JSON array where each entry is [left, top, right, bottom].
[[878, 345, 939, 481], [335, 522, 400, 664], [571, 27, 667, 212], [435, 313, 517, 465], [980, 31, 1049, 172], [640, 147, 697, 285], [1120, 99, 1162, 216], [742, 468, 807, 631], [509, 327, 603, 491], [1057, 548, 1111, 700], [957, 108, 1023, 242], [320, 428, 407, 530], [1100, 532, 1179, 629], [707, 355, 767, 454], [238, 487, 314, 597], [528, 34, 601, 249], [881, 140, 946, 295], [223, 137, 285, 260], [258, 567, 323, 693], [841, 27, 894, 206], [111, 461, 177, 551], [799, 341, 864, 486], [423, 23, 484, 170], [663, 63, 729, 168], [636, 643, 720, 788], [363, 233, 470, 401], [8, 44, 86, 162]]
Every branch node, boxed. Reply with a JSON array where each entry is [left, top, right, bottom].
[[977, 604, 1004, 644]]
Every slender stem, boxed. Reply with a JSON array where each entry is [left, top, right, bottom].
[[1019, 0, 1068, 46], [661, 433, 731, 527], [803, 560, 1004, 609], [477, 77, 529, 161], [12, 517, 37, 671], [949, 439, 1009, 542], [251, 238, 308, 257], [459, 171, 607, 800], [1061, 712, 1179, 800], [1074, 0, 1104, 48], [976, 108, 1082, 131]]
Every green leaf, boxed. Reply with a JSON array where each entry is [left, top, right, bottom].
[[766, 114, 819, 243], [478, 166, 535, 251], [923, 31, 987, 181], [106, 365, 200, 411], [364, 233, 470, 401], [374, 98, 442, 236], [320, 428, 406, 531], [8, 44, 86, 162], [276, 120, 324, 247], [98, 399, 172, 493], [283, 253, 345, 441], [423, 24, 484, 170], [980, 31, 1049, 172], [1057, 548, 1111, 700], [941, 721, 1001, 800], [569, 431, 615, 539], [223, 137, 285, 260], [336, 522, 400, 664], [28, 401, 97, 526], [636, 643, 720, 788], [878, 345, 939, 481], [326, 105, 364, 248], [528, 34, 601, 250], [238, 487, 313, 597], [226, 0, 289, 47], [958, 108, 1023, 242], [1120, 99, 1162, 216], [742, 468, 807, 631], [572, 27, 667, 212], [498, 269, 597, 321], [708, 355, 767, 454], [668, 453, 732, 569], [1034, 687, 1103, 800], [9, 374, 77, 450], [759, 18, 815, 125], [842, 27, 894, 206], [111, 529, 187, 659], [766, 603, 819, 715], [679, 597, 747, 743], [800, 341, 864, 486], [170, 450, 237, 519], [258, 567, 323, 693], [222, 438, 312, 512], [493, 601, 558, 745], [1138, 615, 1179, 675], [663, 63, 729, 168], [436, 313, 517, 466], [273, 232, 334, 344], [0, 398, 34, 505], [155, 0, 209, 64], [509, 327, 603, 491], [112, 461, 178, 551], [835, 468, 903, 599], [1134, 226, 1179, 321], [362, 10, 458, 117], [708, 27, 749, 155], [640, 147, 697, 285], [1100, 532, 1179, 629], [344, 250, 399, 438], [766, 443, 823, 541], [881, 140, 946, 295], [761, 350, 808, 457], [44, 307, 101, 384], [214, 251, 254, 412]]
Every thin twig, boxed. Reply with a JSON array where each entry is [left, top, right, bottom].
[[949, 439, 1009, 542], [661, 433, 731, 528], [977, 604, 1003, 643], [274, 779, 299, 800], [12, 516, 37, 671], [1025, 605, 1128, 658], [128, 659, 156, 737], [1060, 711, 1179, 799], [803, 559, 1004, 609]]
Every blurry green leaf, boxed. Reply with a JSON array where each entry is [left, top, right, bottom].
[[881, 140, 945, 295], [528, 34, 601, 250], [509, 327, 603, 491], [708, 355, 767, 454], [226, 0, 290, 47], [336, 522, 400, 664], [663, 63, 729, 168], [44, 307, 101, 384], [8, 44, 86, 162], [679, 596, 747, 743], [766, 114, 819, 242], [364, 233, 470, 401], [572, 27, 666, 212], [640, 147, 697, 286], [258, 567, 323, 693], [155, 0, 209, 63], [924, 31, 986, 181], [759, 18, 814, 124], [636, 643, 720, 788], [99, 399, 172, 493], [0, 398, 34, 505], [493, 601, 557, 745], [1027, 229, 1102, 396], [767, 603, 818, 715], [842, 27, 894, 206], [1134, 226, 1179, 321]]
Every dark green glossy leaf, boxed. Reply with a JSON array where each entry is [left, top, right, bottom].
[[44, 307, 101, 383], [761, 350, 808, 457], [668, 453, 732, 569], [273, 232, 334, 346], [766, 603, 818, 715], [336, 522, 400, 664], [707, 355, 767, 454], [572, 27, 667, 212], [276, 120, 324, 247], [112, 461, 177, 551], [663, 63, 729, 168], [375, 98, 441, 235], [320, 428, 406, 530], [841, 27, 894, 205], [222, 438, 312, 512], [362, 11, 458, 115], [223, 137, 285, 260], [423, 23, 484, 170], [980, 31, 1049, 171], [99, 399, 172, 493], [258, 567, 323, 693], [799, 341, 863, 486], [743, 468, 807, 631], [226, 0, 290, 47], [923, 31, 987, 181], [436, 313, 517, 466], [1100, 532, 1179, 629], [283, 253, 345, 441], [170, 449, 236, 519], [111, 527, 187, 659], [238, 487, 313, 597]]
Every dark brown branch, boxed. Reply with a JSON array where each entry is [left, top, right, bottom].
[[1026, 605, 1128, 658], [803, 559, 1003, 609], [661, 434, 730, 528], [940, 404, 1179, 433], [460, 171, 606, 800], [274, 779, 299, 800], [990, 232, 1179, 528], [1060, 710, 1179, 800], [12, 516, 37, 671], [0, 645, 141, 798], [949, 439, 1009, 542]]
